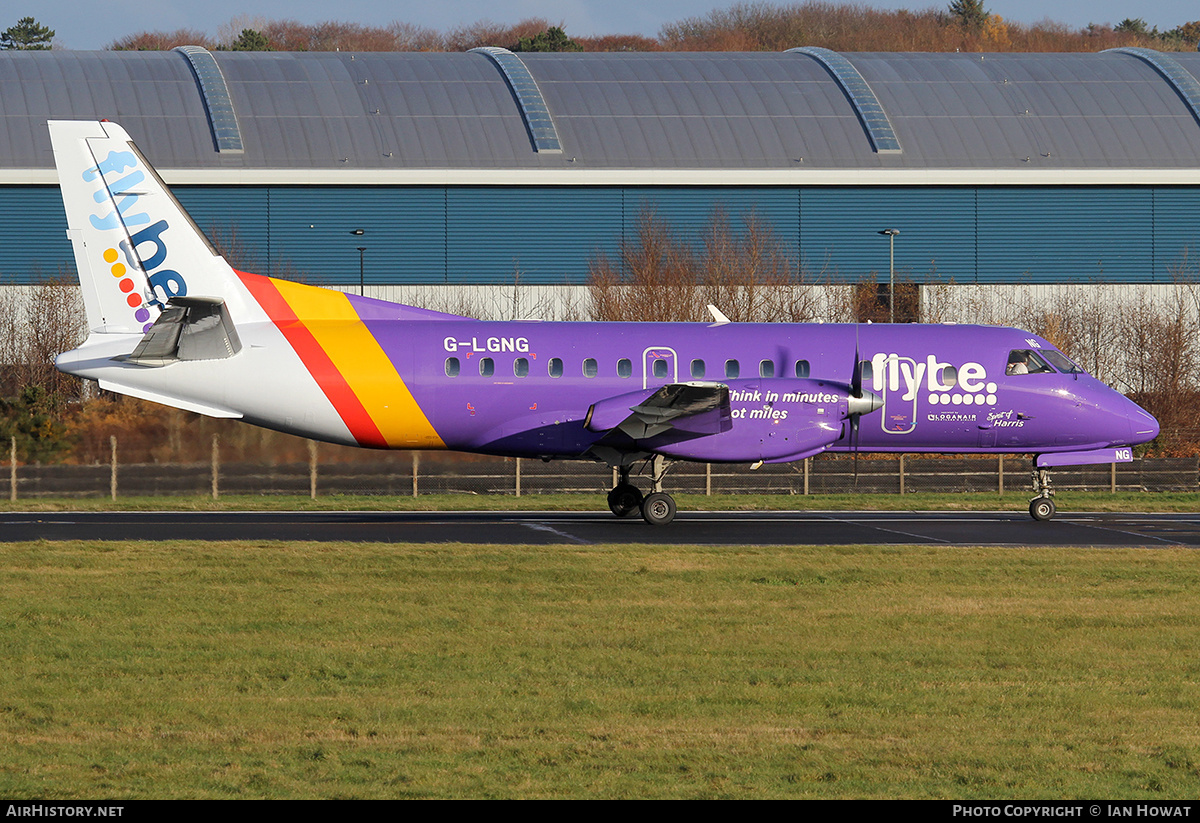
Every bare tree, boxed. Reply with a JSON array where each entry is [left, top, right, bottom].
[[589, 208, 829, 324]]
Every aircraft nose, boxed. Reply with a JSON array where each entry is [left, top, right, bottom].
[[1126, 399, 1159, 445], [1106, 390, 1159, 446]]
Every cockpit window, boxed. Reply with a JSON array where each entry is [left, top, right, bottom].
[[1005, 349, 1054, 375], [1042, 350, 1083, 374]]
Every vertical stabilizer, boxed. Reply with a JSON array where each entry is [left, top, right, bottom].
[[49, 120, 255, 334]]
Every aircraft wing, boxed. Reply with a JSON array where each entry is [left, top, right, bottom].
[[585, 382, 731, 440]]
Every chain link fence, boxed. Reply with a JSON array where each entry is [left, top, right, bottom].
[[4, 438, 1197, 499]]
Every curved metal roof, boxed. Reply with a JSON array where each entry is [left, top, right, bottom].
[[4, 49, 1200, 184]]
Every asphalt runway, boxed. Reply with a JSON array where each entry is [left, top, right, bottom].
[[3, 510, 1200, 547]]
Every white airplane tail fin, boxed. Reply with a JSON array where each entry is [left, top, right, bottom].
[[49, 120, 252, 334]]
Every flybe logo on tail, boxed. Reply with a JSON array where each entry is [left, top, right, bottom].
[[83, 150, 149, 230], [84, 148, 188, 332]]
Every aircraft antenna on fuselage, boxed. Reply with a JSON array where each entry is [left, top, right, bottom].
[[707, 305, 731, 325]]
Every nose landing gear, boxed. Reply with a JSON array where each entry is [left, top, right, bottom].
[[1029, 467, 1056, 521]]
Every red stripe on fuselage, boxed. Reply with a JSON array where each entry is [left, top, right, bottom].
[[236, 271, 387, 448]]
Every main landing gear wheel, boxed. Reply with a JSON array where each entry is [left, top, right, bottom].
[[641, 492, 677, 526], [1029, 497, 1056, 522], [607, 483, 643, 518]]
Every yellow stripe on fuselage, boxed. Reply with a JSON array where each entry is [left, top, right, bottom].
[[272, 279, 444, 449]]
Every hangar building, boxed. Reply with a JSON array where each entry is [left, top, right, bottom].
[[3, 46, 1200, 295]]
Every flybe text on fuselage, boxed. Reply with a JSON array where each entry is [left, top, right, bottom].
[[871, 352, 998, 406], [84, 148, 186, 331]]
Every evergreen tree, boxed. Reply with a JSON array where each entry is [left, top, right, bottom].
[[1, 17, 55, 50], [512, 26, 583, 53], [0, 385, 71, 464], [230, 28, 271, 51], [1114, 18, 1149, 35], [1171, 21, 1200, 46], [947, 0, 989, 31]]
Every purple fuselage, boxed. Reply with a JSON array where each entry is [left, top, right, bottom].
[[357, 316, 1158, 464]]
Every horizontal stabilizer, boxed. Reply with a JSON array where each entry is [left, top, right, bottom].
[[127, 297, 242, 367]]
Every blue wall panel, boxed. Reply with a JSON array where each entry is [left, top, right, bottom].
[[174, 186, 269, 272], [978, 188, 1153, 283], [1, 186, 70, 284], [799, 188, 976, 283], [266, 187, 446, 285], [626, 187, 799, 258], [447, 187, 623, 284], [3, 182, 1198, 287], [1152, 188, 1200, 281]]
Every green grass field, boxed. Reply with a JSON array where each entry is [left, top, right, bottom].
[[3, 540, 1200, 798]]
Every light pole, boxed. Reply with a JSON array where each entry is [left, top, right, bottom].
[[879, 229, 900, 322], [350, 229, 365, 296], [357, 247, 366, 296]]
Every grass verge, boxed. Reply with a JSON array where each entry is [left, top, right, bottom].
[[0, 490, 1197, 512], [2, 541, 1200, 798]]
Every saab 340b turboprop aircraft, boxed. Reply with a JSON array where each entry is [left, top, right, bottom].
[[49, 120, 1160, 524]]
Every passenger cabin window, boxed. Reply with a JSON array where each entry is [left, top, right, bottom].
[[548, 357, 563, 378], [760, 360, 774, 378], [795, 359, 810, 378], [1006, 350, 1053, 376], [652, 359, 669, 379], [583, 358, 598, 378], [725, 359, 740, 379], [937, 364, 958, 389], [479, 357, 494, 377], [445, 357, 460, 377], [617, 358, 632, 378], [691, 359, 705, 379], [514, 357, 529, 377]]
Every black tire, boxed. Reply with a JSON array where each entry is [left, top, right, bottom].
[[1030, 497, 1056, 521], [607, 483, 643, 518], [640, 492, 677, 525]]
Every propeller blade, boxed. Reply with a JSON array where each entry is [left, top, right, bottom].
[[851, 413, 860, 485], [851, 328, 862, 398], [851, 325, 862, 485]]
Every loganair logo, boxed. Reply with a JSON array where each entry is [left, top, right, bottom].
[[870, 352, 998, 407], [84, 149, 187, 332]]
